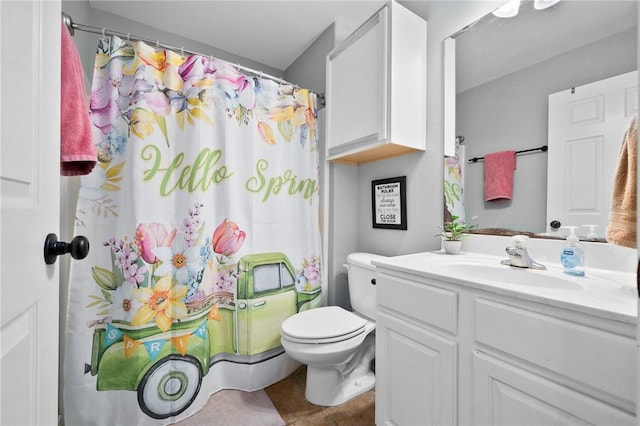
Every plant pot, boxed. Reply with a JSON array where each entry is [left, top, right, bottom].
[[443, 240, 462, 255]]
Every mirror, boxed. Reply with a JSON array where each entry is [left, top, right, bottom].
[[444, 0, 638, 240]]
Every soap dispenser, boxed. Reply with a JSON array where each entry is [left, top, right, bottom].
[[560, 226, 585, 276]]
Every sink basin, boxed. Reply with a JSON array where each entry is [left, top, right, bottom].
[[433, 262, 581, 289], [413, 253, 590, 290]]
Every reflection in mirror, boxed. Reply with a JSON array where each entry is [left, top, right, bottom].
[[444, 0, 638, 240]]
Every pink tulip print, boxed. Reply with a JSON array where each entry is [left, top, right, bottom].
[[212, 219, 246, 257], [134, 222, 177, 264]]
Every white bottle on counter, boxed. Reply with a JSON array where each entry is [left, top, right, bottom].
[[582, 224, 598, 240]]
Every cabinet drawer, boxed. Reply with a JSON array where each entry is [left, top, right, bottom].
[[474, 298, 635, 405], [377, 274, 458, 335]]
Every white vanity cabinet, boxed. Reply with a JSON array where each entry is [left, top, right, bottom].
[[375, 273, 458, 425], [325, 2, 426, 165], [374, 266, 636, 426]]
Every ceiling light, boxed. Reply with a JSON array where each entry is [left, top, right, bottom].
[[492, 0, 521, 18], [534, 0, 560, 10]]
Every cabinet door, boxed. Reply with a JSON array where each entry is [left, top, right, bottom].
[[326, 6, 387, 156], [472, 351, 635, 426], [375, 311, 457, 426]]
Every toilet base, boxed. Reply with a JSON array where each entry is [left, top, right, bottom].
[[304, 333, 376, 406], [305, 366, 375, 406]]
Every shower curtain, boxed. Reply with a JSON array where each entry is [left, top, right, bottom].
[[63, 35, 322, 425], [444, 143, 465, 222]]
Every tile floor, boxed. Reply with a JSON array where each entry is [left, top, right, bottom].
[[264, 366, 376, 426]]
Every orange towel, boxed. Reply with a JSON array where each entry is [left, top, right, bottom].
[[484, 150, 516, 201], [60, 21, 96, 176], [606, 115, 637, 248]]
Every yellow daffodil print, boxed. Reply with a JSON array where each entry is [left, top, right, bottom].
[[134, 41, 186, 90], [132, 275, 188, 332]]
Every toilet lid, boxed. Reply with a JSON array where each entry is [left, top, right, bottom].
[[281, 306, 367, 343]]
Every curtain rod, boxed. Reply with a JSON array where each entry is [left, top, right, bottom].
[[61, 12, 326, 104], [468, 145, 548, 163]]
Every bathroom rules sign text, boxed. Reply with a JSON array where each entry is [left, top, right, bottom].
[[371, 176, 407, 230]]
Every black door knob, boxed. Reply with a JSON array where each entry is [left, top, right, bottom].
[[44, 233, 90, 265], [550, 220, 561, 229]]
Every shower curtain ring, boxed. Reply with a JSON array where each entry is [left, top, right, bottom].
[[126, 32, 130, 41], [101, 28, 106, 38], [181, 47, 184, 56], [156, 40, 160, 47]]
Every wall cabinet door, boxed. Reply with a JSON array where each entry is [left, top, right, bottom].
[[326, 2, 426, 165], [375, 311, 457, 426], [472, 350, 635, 426], [326, 5, 386, 158]]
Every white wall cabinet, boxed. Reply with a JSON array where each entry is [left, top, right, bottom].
[[326, 2, 426, 165], [374, 269, 636, 425]]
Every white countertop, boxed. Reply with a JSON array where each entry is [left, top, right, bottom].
[[373, 250, 637, 325]]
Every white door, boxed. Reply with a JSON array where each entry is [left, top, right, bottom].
[[1, 1, 61, 425], [546, 70, 638, 238]]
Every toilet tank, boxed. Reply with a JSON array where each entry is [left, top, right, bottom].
[[346, 252, 387, 321]]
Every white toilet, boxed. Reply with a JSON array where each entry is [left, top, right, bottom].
[[280, 252, 385, 406]]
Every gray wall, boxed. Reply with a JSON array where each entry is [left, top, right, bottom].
[[459, 28, 637, 233], [286, 23, 336, 94], [355, 1, 500, 257]]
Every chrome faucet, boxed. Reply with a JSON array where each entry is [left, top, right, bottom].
[[500, 235, 546, 270]]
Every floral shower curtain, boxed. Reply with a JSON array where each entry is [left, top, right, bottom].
[[63, 36, 322, 425], [444, 145, 465, 222]]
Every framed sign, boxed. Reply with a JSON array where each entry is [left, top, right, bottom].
[[371, 176, 407, 230]]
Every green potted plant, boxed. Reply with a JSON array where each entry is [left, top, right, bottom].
[[436, 215, 477, 254]]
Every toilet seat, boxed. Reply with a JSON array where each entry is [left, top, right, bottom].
[[281, 306, 368, 344]]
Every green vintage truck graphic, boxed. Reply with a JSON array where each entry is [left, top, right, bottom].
[[86, 252, 320, 419]]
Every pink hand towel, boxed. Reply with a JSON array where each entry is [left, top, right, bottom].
[[60, 21, 96, 176], [484, 150, 516, 201]]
